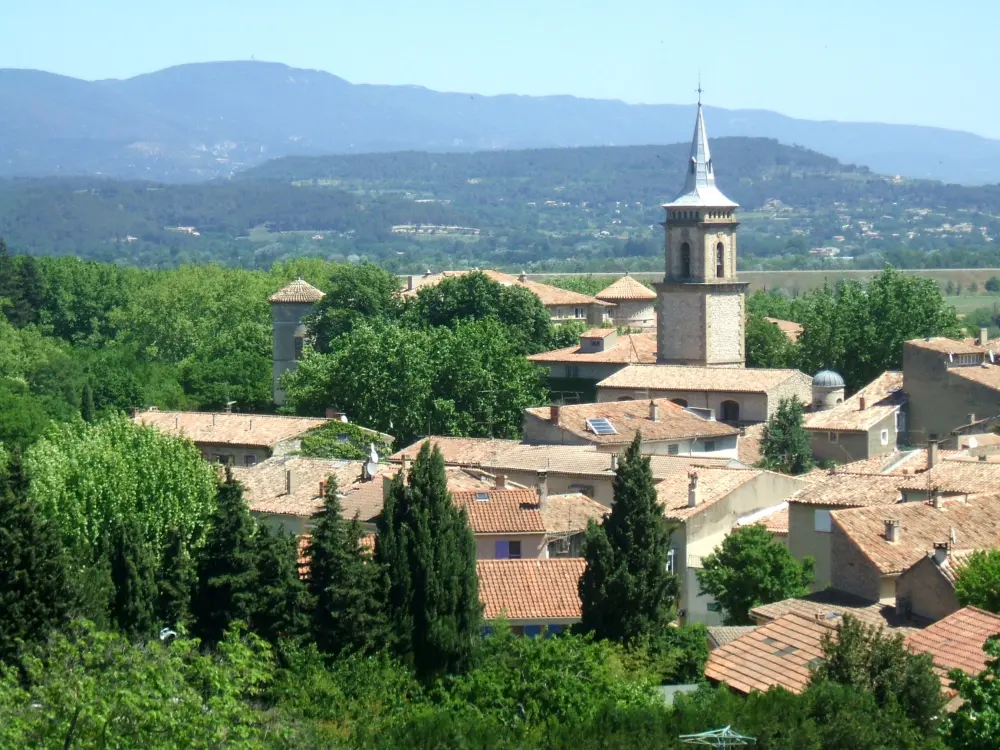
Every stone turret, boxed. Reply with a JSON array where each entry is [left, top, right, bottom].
[[268, 278, 325, 405]]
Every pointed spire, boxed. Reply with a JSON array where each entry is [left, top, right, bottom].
[[664, 100, 738, 209]]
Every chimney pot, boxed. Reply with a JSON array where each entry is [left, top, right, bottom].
[[859, 395, 866, 411], [407, 275, 415, 291], [495, 473, 507, 490], [549, 404, 561, 424], [884, 519, 900, 543], [649, 400, 660, 422], [951, 526, 957, 545], [285, 469, 294, 495], [131, 407, 140, 419], [933, 541, 951, 565], [537, 470, 549, 510], [319, 480, 327, 498], [968, 413, 976, 425], [927, 440, 939, 470], [688, 471, 700, 508], [932, 490, 944, 509], [980, 327, 989, 346], [610, 454, 619, 471]]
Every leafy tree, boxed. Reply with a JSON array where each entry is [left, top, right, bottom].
[[759, 396, 815, 475], [986, 276, 1000, 293], [306, 476, 391, 655], [0, 449, 73, 662], [191, 470, 259, 644], [0, 238, 23, 324], [550, 320, 589, 349], [7, 256, 44, 328], [946, 635, 1000, 749], [954, 548, 1000, 613], [811, 613, 944, 734], [156, 527, 196, 631], [697, 525, 814, 625], [108, 513, 158, 640], [746, 312, 796, 368], [376, 441, 481, 681], [579, 434, 677, 643], [308, 262, 403, 351], [251, 523, 311, 644], [80, 382, 95, 423]]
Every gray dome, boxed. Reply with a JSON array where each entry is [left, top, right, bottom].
[[813, 370, 845, 388]]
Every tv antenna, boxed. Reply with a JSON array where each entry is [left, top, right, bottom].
[[680, 726, 756, 748]]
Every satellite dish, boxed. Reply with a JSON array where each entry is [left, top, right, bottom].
[[968, 436, 979, 449], [364, 460, 379, 480], [369, 444, 380, 465]]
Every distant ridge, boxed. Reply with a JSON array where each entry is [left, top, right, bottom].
[[0, 60, 999, 184]]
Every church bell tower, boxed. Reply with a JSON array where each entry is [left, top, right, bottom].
[[655, 98, 747, 367]]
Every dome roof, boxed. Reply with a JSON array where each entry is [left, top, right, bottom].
[[813, 370, 845, 388], [268, 278, 325, 304], [596, 274, 657, 302]]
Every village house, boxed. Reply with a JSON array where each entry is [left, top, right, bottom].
[[134, 408, 331, 466], [803, 371, 907, 464], [477, 558, 586, 636], [521, 399, 740, 458], [764, 317, 803, 343], [526, 329, 657, 403], [895, 545, 976, 623], [595, 364, 812, 424], [400, 269, 609, 325], [750, 588, 926, 632], [829, 495, 1000, 603], [595, 274, 658, 329]]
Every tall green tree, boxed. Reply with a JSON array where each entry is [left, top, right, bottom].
[[579, 434, 677, 643], [759, 396, 815, 475], [308, 262, 403, 351], [745, 313, 796, 368], [108, 514, 158, 640], [191, 470, 258, 644], [696, 524, 814, 625], [954, 549, 1000, 613], [8, 255, 44, 328], [375, 442, 480, 681], [306, 476, 391, 655], [156, 527, 196, 630], [80, 382, 96, 423], [0, 238, 24, 325], [0, 449, 74, 662], [812, 614, 944, 734], [251, 523, 311, 644], [946, 635, 1000, 749]]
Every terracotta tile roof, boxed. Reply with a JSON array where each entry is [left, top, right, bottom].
[[898, 459, 1000, 494], [524, 399, 738, 446], [267, 278, 325, 304], [657, 468, 763, 521], [905, 607, 1000, 679], [527, 332, 657, 365], [136, 409, 329, 449], [390, 436, 520, 466], [704, 613, 831, 694], [755, 506, 789, 535], [477, 558, 586, 621], [453, 489, 546, 534], [804, 371, 905, 433], [596, 274, 657, 302], [830, 496, 1000, 575], [597, 364, 809, 394], [750, 589, 926, 633], [707, 626, 758, 648], [738, 422, 766, 466], [906, 337, 996, 356], [832, 450, 930, 476], [938, 548, 977, 585], [542, 493, 609, 534], [400, 270, 609, 308], [581, 327, 617, 338], [949, 363, 1000, 393], [764, 317, 803, 343], [787, 473, 907, 507]]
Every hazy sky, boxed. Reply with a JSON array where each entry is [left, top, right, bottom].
[[5, 0, 998, 139]]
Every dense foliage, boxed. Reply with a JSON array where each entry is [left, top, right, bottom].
[[759, 397, 816, 475], [953, 549, 1000, 614]]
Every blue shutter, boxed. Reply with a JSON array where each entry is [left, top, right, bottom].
[[524, 625, 543, 638], [495, 540, 510, 559]]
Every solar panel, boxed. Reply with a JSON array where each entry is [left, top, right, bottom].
[[586, 417, 617, 435]]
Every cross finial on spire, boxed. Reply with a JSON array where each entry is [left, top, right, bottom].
[[696, 74, 703, 106]]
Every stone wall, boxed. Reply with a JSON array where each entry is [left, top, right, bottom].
[[656, 287, 705, 364], [895, 556, 961, 622], [706, 292, 744, 366], [830, 521, 884, 602], [789, 502, 835, 589]]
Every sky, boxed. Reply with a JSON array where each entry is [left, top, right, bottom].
[[5, 0, 999, 139]]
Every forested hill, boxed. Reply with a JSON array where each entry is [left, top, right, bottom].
[[2, 137, 999, 271], [2, 61, 1000, 184]]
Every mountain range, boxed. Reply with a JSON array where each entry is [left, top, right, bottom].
[[1, 60, 999, 185]]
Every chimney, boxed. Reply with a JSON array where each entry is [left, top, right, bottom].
[[933, 541, 951, 565], [407, 275, 415, 292], [174, 416, 179, 429], [858, 395, 866, 411], [968, 413, 976, 426], [401, 454, 409, 479], [212, 414, 216, 427], [932, 490, 944, 509], [319, 480, 327, 498], [980, 453, 989, 462], [285, 469, 294, 495], [424, 269, 432, 277], [980, 327, 989, 346], [649, 400, 660, 422], [537, 470, 549, 510], [950, 526, 957, 545], [495, 473, 507, 490], [687, 471, 700, 508], [325, 407, 336, 419], [610, 454, 619, 471], [248, 419, 253, 431], [927, 440, 939, 470], [519, 271, 527, 283], [131, 407, 140, 419], [884, 519, 900, 543], [549, 404, 561, 424]]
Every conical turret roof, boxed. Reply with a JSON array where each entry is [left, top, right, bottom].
[[596, 274, 657, 302], [267, 278, 325, 304], [664, 103, 738, 209]]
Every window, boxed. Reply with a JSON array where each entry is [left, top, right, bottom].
[[703, 441, 716, 452], [586, 417, 617, 435], [244, 454, 258, 467], [716, 242, 725, 278], [668, 444, 680, 455], [671, 398, 688, 407], [681, 242, 691, 278], [574, 307, 585, 319], [212, 454, 234, 466], [510, 625, 525, 637], [880, 429, 890, 446], [568, 484, 595, 498], [829, 431, 838, 443], [546, 624, 564, 637], [495, 540, 510, 559], [508, 541, 522, 560], [720, 400, 740, 422], [524, 625, 542, 638], [565, 365, 580, 379], [666, 548, 676, 574], [293, 335, 304, 361], [814, 509, 832, 533]]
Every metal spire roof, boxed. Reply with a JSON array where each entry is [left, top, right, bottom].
[[664, 103, 738, 209]]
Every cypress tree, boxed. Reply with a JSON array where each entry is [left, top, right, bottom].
[[0, 450, 74, 662], [109, 514, 158, 640], [251, 523, 311, 643], [579, 433, 678, 643], [81, 383, 96, 424], [307, 476, 390, 655], [9, 255, 43, 328], [376, 442, 480, 681], [156, 527, 196, 630], [191, 469, 258, 644], [760, 396, 815, 475]]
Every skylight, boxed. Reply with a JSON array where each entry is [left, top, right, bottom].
[[475, 492, 490, 502], [586, 417, 617, 436]]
